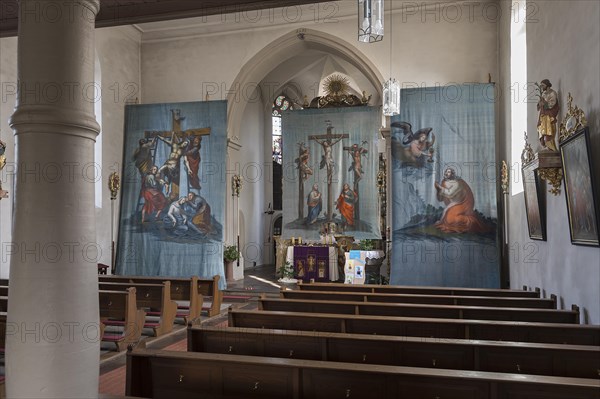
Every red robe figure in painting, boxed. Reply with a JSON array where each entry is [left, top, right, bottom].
[[434, 168, 491, 233], [184, 136, 202, 189], [336, 183, 356, 227], [142, 165, 167, 223]]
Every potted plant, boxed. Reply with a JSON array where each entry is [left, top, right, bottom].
[[277, 261, 297, 283], [223, 245, 240, 281], [358, 239, 375, 251]]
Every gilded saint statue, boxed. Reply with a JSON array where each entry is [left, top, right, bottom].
[[536, 79, 559, 152]]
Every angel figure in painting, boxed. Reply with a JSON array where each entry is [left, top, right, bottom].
[[536, 79, 559, 152], [391, 122, 435, 167]]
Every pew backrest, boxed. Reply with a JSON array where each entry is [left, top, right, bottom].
[[298, 281, 542, 298], [126, 347, 600, 399], [281, 289, 557, 309], [99, 275, 202, 323], [99, 288, 146, 350], [259, 297, 579, 324], [229, 308, 600, 346], [98, 281, 177, 336], [188, 325, 600, 379]]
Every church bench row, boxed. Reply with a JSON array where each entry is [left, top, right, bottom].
[[298, 281, 542, 298], [281, 288, 558, 309], [99, 274, 222, 317], [99, 288, 146, 351], [98, 281, 177, 337], [1, 291, 144, 352], [125, 347, 600, 399], [228, 308, 600, 346], [259, 297, 579, 324], [188, 325, 600, 379], [100, 275, 202, 324]]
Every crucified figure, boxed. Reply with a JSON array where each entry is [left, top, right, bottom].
[[344, 141, 369, 183], [314, 135, 344, 183], [308, 122, 349, 221]]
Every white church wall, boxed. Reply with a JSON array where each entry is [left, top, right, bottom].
[[0, 37, 17, 279], [505, 0, 600, 323], [140, 2, 499, 270], [141, 3, 498, 102], [0, 26, 141, 276], [94, 26, 142, 270]]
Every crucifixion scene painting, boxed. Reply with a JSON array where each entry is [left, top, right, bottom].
[[282, 107, 381, 240], [116, 101, 227, 282]]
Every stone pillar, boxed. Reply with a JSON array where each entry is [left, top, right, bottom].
[[6, 1, 101, 397]]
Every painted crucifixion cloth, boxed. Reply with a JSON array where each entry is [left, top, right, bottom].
[[391, 84, 499, 288], [116, 101, 228, 289], [281, 107, 382, 240]]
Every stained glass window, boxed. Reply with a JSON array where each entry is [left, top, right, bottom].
[[272, 94, 295, 164]]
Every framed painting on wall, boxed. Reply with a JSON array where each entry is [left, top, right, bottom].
[[522, 161, 546, 241], [560, 127, 599, 246]]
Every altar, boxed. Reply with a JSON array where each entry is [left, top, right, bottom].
[[286, 245, 338, 282]]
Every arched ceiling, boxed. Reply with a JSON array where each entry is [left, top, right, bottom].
[[260, 49, 380, 108]]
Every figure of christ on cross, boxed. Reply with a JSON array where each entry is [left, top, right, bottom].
[[308, 121, 349, 222], [144, 109, 211, 201], [343, 141, 368, 221]]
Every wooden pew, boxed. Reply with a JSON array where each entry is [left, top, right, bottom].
[[196, 275, 222, 317], [99, 288, 146, 351], [259, 296, 580, 324], [281, 288, 558, 309], [126, 347, 600, 398], [99, 275, 202, 324], [298, 281, 542, 298], [188, 325, 600, 379], [100, 274, 221, 317], [228, 308, 600, 346], [0, 286, 7, 297], [0, 297, 6, 313], [99, 281, 177, 337]]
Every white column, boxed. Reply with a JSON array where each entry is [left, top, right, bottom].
[[6, 1, 101, 398]]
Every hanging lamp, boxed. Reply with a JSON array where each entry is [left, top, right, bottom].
[[382, 1, 400, 116], [358, 0, 384, 43]]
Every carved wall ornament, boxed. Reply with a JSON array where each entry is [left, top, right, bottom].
[[232, 174, 242, 197], [537, 164, 563, 196], [559, 92, 587, 143], [108, 172, 121, 200], [501, 160, 509, 195], [522, 131, 563, 196], [521, 131, 535, 165], [306, 74, 370, 108]]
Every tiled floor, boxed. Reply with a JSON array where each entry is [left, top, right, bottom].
[[224, 263, 296, 294]]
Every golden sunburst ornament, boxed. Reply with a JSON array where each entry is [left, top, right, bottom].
[[323, 74, 350, 96]]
